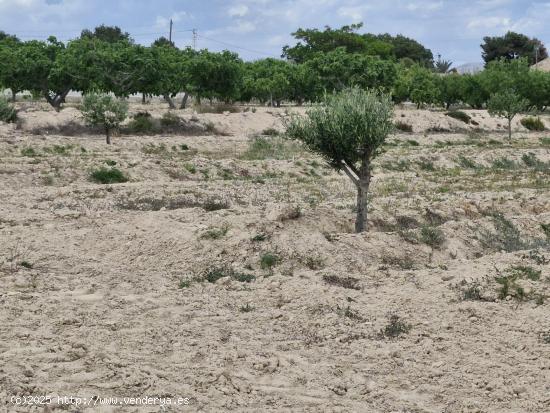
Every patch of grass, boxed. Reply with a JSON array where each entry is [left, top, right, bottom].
[[202, 197, 230, 211], [541, 223, 550, 240], [381, 159, 410, 171], [540, 137, 550, 146], [19, 261, 33, 269], [260, 252, 280, 270], [496, 273, 525, 301], [303, 254, 325, 270], [416, 158, 436, 171], [195, 103, 241, 114], [240, 136, 302, 160], [457, 155, 479, 169], [262, 127, 279, 136], [203, 266, 230, 283], [200, 223, 230, 240], [491, 157, 517, 170], [509, 265, 541, 281], [232, 272, 256, 283], [322, 274, 360, 290], [160, 111, 182, 129], [89, 167, 128, 184], [21, 147, 38, 157], [335, 305, 364, 321], [251, 233, 268, 242], [179, 279, 192, 289], [462, 281, 484, 301], [395, 121, 413, 132], [446, 110, 471, 124], [522, 153, 548, 171], [405, 139, 419, 146], [104, 159, 117, 166], [379, 314, 411, 339], [0, 97, 17, 123], [520, 116, 545, 131]]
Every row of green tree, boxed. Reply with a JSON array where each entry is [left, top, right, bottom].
[[0, 25, 548, 111]]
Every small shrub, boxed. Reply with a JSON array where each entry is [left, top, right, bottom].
[[179, 279, 192, 289], [104, 159, 117, 166], [479, 213, 525, 252], [232, 272, 256, 283], [19, 261, 33, 269], [184, 163, 196, 174], [0, 97, 17, 123], [520, 117, 545, 131], [420, 225, 445, 249], [200, 223, 230, 240], [540, 137, 550, 146], [510, 265, 541, 281], [462, 281, 484, 301], [379, 314, 411, 339], [446, 110, 471, 124], [541, 223, 550, 240], [416, 158, 436, 171], [128, 111, 155, 134], [201, 197, 230, 211], [160, 111, 182, 128], [405, 139, 419, 146], [240, 303, 254, 312], [395, 121, 413, 132], [260, 252, 280, 269], [241, 136, 302, 160], [251, 233, 267, 242], [203, 266, 229, 283], [90, 167, 129, 184]]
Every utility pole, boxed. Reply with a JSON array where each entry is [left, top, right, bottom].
[[535, 45, 540, 65], [192, 28, 197, 50], [169, 19, 173, 43]]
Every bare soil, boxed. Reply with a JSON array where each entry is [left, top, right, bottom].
[[1, 102, 549, 412]]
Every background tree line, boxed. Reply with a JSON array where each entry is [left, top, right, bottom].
[[0, 24, 548, 111]]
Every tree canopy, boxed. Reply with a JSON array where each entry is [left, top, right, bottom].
[[481, 31, 547, 66]]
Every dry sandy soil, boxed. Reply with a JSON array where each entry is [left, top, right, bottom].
[[1, 101, 549, 412]]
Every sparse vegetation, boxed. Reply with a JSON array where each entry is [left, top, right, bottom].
[[90, 167, 129, 184], [520, 116, 545, 131], [379, 315, 411, 339], [81, 93, 128, 144], [0, 96, 16, 122], [446, 110, 471, 124]]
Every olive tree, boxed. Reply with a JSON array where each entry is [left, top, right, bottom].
[[285, 88, 393, 232], [487, 90, 528, 139], [80, 93, 128, 144]]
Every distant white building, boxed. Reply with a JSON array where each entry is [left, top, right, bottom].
[[454, 62, 484, 74]]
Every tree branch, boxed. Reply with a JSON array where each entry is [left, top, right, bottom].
[[341, 160, 359, 187]]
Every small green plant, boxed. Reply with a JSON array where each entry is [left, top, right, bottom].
[[251, 233, 267, 242], [104, 159, 117, 166], [462, 281, 484, 301], [541, 331, 550, 344], [179, 279, 192, 289], [457, 155, 478, 169], [509, 265, 541, 281], [520, 116, 545, 131], [394, 121, 413, 132], [240, 136, 302, 160], [260, 252, 280, 269], [81, 93, 128, 144], [405, 139, 419, 146], [379, 314, 411, 339], [184, 163, 196, 174], [416, 158, 436, 171], [541, 223, 550, 240], [21, 147, 38, 157], [89, 167, 129, 184], [232, 272, 256, 283], [420, 225, 445, 249], [540, 137, 550, 146], [128, 111, 155, 134], [0, 96, 17, 123], [203, 266, 229, 283], [19, 261, 33, 269], [200, 223, 230, 240], [446, 110, 471, 124]]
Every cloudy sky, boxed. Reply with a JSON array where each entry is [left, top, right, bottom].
[[0, 0, 548, 66]]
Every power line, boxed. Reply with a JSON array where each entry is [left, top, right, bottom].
[[198, 34, 279, 57]]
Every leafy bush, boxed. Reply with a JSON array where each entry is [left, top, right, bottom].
[[446, 110, 471, 124], [81, 93, 128, 144], [128, 111, 155, 134], [520, 117, 545, 131], [260, 252, 280, 269], [0, 97, 16, 123], [160, 111, 182, 129], [90, 167, 129, 184]]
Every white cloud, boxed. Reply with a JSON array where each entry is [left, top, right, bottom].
[[154, 11, 188, 29], [228, 4, 249, 17], [337, 6, 370, 22], [467, 16, 511, 30]]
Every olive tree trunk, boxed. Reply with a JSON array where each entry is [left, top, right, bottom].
[[164, 95, 176, 109], [507, 116, 512, 140], [105, 127, 111, 145], [341, 159, 371, 233], [180, 92, 189, 109]]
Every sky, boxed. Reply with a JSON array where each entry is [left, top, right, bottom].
[[0, 0, 548, 66]]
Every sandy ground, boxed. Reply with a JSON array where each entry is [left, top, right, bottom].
[[0, 102, 549, 412]]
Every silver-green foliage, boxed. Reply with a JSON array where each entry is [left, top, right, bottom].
[[80, 93, 128, 144], [285, 87, 394, 232]]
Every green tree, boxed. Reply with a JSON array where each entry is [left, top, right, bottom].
[[481, 31, 547, 66], [438, 73, 463, 109], [460, 73, 489, 109], [282, 23, 393, 63], [397, 65, 440, 108], [523, 69, 550, 111], [487, 90, 528, 139], [188, 50, 243, 103], [242, 58, 291, 106], [285, 88, 393, 232], [81, 25, 132, 43], [80, 93, 128, 144], [374, 33, 434, 67]]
